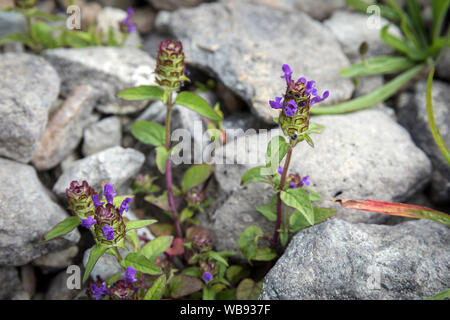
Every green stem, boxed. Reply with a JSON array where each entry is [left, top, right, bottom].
[[113, 247, 123, 264], [426, 68, 450, 165]]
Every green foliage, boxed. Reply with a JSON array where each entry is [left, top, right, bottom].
[[44, 216, 81, 241], [83, 244, 108, 283], [140, 236, 174, 262], [238, 226, 277, 263], [236, 279, 263, 300], [281, 188, 313, 225], [425, 288, 450, 300], [125, 219, 157, 232], [144, 275, 166, 300], [181, 164, 214, 192], [130, 121, 166, 147], [169, 275, 204, 299], [117, 85, 164, 101], [175, 92, 223, 121], [316, 0, 449, 115], [120, 253, 162, 275]]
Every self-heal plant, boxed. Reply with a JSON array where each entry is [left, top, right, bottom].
[[239, 64, 336, 262]]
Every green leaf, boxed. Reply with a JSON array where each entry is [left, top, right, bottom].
[[120, 253, 162, 275], [131, 121, 165, 146], [265, 136, 289, 172], [426, 68, 450, 165], [180, 207, 195, 223], [181, 266, 202, 277], [289, 206, 337, 232], [216, 289, 237, 300], [112, 195, 134, 208], [380, 24, 426, 61], [305, 122, 325, 135], [306, 188, 322, 202], [238, 226, 263, 262], [303, 133, 314, 148], [240, 166, 271, 186], [339, 56, 416, 77], [0, 32, 34, 48], [281, 188, 314, 225], [30, 21, 55, 49], [236, 279, 263, 300], [149, 223, 175, 237], [344, 0, 399, 22], [140, 236, 174, 262], [207, 251, 229, 267], [175, 91, 222, 121], [256, 195, 277, 222], [425, 288, 450, 300], [25, 8, 65, 21], [155, 146, 169, 174], [202, 286, 215, 300], [432, 0, 450, 43], [125, 219, 157, 232], [144, 275, 166, 300], [117, 85, 164, 101], [44, 216, 81, 241], [252, 248, 277, 261], [106, 273, 121, 286], [181, 164, 214, 192], [126, 230, 140, 252], [226, 265, 251, 286], [83, 244, 108, 283], [385, 0, 421, 50], [406, 0, 428, 47], [311, 64, 426, 114], [169, 275, 204, 299]]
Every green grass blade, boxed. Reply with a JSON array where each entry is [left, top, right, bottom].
[[432, 0, 450, 42], [380, 25, 427, 61], [345, 0, 400, 22], [406, 0, 429, 47], [426, 68, 450, 165], [385, 0, 421, 49], [425, 288, 450, 300], [339, 56, 416, 77], [311, 64, 426, 115]]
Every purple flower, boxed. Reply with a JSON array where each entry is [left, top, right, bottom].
[[289, 182, 297, 189], [118, 197, 133, 214], [81, 216, 97, 229], [280, 64, 293, 85], [103, 184, 116, 204], [102, 225, 114, 241], [284, 100, 297, 117], [92, 194, 105, 209], [300, 175, 310, 187], [124, 267, 137, 284], [120, 7, 137, 33], [310, 90, 329, 105], [91, 282, 108, 300], [277, 166, 284, 175], [269, 96, 283, 109], [202, 272, 213, 283]]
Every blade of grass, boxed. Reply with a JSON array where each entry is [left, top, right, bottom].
[[432, 0, 450, 42], [345, 0, 400, 22], [385, 0, 421, 49], [406, 0, 429, 47], [426, 68, 450, 165], [339, 56, 416, 77], [380, 25, 427, 61], [311, 64, 426, 115]]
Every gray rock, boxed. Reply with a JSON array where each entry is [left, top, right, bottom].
[[260, 219, 450, 300], [397, 80, 450, 204], [0, 158, 80, 266], [233, 0, 347, 20], [158, 0, 354, 123], [205, 110, 432, 254], [32, 85, 101, 170], [43, 47, 157, 115], [33, 246, 79, 270], [436, 48, 450, 81], [0, 53, 60, 163], [45, 269, 81, 300], [82, 116, 122, 156], [147, 0, 209, 11], [0, 10, 26, 40], [53, 146, 145, 200], [0, 267, 23, 299], [354, 76, 384, 98], [323, 10, 402, 62]]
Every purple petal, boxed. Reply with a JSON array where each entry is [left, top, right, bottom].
[[124, 267, 137, 284], [92, 194, 105, 209], [103, 184, 116, 204], [119, 197, 133, 214], [81, 216, 97, 229]]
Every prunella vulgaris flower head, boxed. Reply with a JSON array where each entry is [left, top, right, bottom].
[[155, 40, 190, 91]]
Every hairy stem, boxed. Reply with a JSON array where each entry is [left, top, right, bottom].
[[164, 92, 183, 240], [273, 144, 294, 246]]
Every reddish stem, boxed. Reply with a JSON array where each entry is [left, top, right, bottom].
[[166, 157, 182, 240]]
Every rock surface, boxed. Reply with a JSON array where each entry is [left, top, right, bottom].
[[45, 269, 81, 300], [0, 158, 80, 266], [260, 219, 450, 300], [205, 110, 432, 254], [32, 85, 100, 170], [82, 116, 122, 156], [0, 10, 26, 40], [324, 11, 402, 62], [33, 246, 79, 270], [0, 267, 23, 299], [43, 47, 157, 115], [436, 48, 450, 81], [0, 53, 60, 163], [397, 80, 450, 204], [148, 0, 209, 11], [157, 0, 354, 123], [53, 146, 145, 200]]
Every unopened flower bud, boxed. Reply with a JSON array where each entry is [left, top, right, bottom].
[[155, 40, 190, 91], [65, 180, 96, 219]]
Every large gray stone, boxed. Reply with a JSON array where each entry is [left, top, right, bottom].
[[397, 80, 450, 204], [0, 267, 23, 299], [157, 0, 354, 123], [233, 0, 347, 20], [43, 47, 157, 115], [0, 53, 60, 163], [260, 219, 450, 300], [53, 146, 145, 201], [0, 158, 80, 266], [32, 85, 101, 170], [45, 269, 81, 300], [323, 10, 402, 62], [205, 110, 432, 255], [147, 0, 209, 11], [436, 48, 450, 81], [82, 116, 122, 156], [0, 11, 26, 40]]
